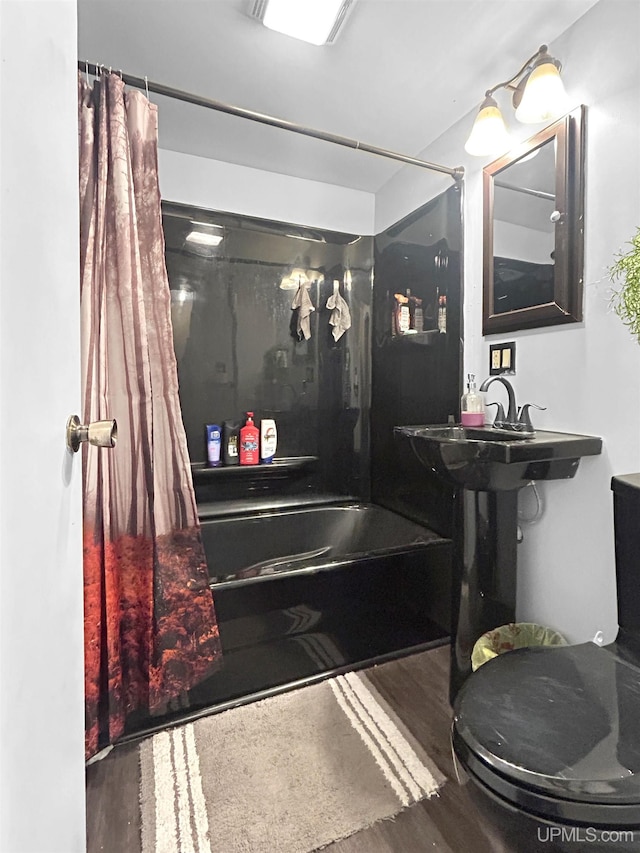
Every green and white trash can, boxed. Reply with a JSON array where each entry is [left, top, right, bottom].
[[471, 622, 567, 672]]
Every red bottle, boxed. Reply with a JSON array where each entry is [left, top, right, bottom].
[[239, 411, 260, 465]]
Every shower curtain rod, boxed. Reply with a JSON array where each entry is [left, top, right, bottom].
[[78, 61, 464, 181]]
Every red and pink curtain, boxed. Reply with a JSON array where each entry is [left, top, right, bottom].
[[78, 72, 221, 759]]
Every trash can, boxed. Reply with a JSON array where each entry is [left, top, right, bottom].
[[471, 622, 567, 672]]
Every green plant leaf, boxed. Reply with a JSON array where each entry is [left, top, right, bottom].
[[609, 227, 640, 344]]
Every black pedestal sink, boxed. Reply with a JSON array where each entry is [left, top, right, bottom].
[[394, 424, 603, 700]]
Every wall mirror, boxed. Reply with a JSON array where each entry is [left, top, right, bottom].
[[483, 105, 585, 335]]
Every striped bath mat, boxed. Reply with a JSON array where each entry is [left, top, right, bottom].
[[139, 670, 444, 853]]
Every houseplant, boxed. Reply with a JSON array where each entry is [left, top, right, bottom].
[[610, 227, 640, 343]]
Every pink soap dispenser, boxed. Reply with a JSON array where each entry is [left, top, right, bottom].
[[461, 374, 485, 427]]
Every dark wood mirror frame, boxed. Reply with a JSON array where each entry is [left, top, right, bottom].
[[482, 105, 585, 335]]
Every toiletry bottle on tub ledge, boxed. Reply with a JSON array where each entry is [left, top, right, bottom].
[[206, 423, 222, 467], [222, 419, 241, 466], [239, 411, 260, 465], [260, 418, 277, 464]]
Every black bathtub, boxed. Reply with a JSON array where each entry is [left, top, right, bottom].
[[199, 501, 452, 688], [200, 502, 444, 586], [123, 501, 451, 740]]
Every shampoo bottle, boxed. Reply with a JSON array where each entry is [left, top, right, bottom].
[[239, 412, 260, 465], [206, 424, 222, 467], [461, 374, 485, 427], [260, 418, 277, 464]]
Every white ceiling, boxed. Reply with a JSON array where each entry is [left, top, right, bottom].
[[77, 0, 599, 193]]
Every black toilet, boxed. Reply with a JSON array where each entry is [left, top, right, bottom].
[[452, 474, 640, 844]]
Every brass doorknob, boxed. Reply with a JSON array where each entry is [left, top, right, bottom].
[[66, 415, 117, 453]]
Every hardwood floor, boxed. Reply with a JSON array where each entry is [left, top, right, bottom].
[[85, 645, 536, 852], [325, 648, 532, 853]]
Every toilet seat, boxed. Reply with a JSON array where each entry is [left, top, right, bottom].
[[453, 641, 640, 826]]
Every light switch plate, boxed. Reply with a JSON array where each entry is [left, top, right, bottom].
[[489, 341, 516, 375]]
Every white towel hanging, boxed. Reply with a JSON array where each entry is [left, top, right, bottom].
[[291, 281, 315, 341], [326, 279, 351, 342]]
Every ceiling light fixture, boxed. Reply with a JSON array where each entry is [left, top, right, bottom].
[[465, 45, 570, 158], [185, 221, 224, 247], [250, 0, 356, 46], [185, 231, 223, 247]]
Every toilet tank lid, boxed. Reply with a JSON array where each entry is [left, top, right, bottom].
[[611, 473, 640, 496]]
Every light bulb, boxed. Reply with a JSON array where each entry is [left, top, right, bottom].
[[515, 61, 570, 124], [465, 96, 512, 158]]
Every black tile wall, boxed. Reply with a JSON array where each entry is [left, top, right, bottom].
[[370, 186, 463, 537], [163, 202, 373, 505], [163, 187, 462, 524]]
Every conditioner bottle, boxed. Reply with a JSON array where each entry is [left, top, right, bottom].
[[260, 418, 277, 464]]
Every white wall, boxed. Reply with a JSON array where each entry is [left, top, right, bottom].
[[158, 149, 376, 235], [0, 2, 85, 851], [376, 0, 640, 644]]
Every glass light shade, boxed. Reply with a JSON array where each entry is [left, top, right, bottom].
[[514, 61, 570, 123], [464, 98, 512, 157], [262, 0, 349, 45]]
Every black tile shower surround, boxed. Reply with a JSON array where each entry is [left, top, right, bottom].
[[164, 187, 463, 532], [163, 200, 373, 504], [371, 186, 463, 540]]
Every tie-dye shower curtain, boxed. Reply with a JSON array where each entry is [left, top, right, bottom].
[[78, 72, 221, 759]]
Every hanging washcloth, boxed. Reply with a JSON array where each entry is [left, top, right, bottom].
[[326, 279, 352, 342], [291, 281, 315, 341]]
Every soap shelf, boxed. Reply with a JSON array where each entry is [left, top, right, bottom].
[[191, 456, 318, 482], [389, 329, 442, 346]]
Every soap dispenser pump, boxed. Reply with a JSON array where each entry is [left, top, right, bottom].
[[461, 374, 485, 427]]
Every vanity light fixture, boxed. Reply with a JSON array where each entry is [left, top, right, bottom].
[[250, 0, 356, 46], [465, 45, 570, 157]]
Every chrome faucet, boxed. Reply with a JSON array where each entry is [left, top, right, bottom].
[[479, 376, 546, 434], [480, 376, 518, 428]]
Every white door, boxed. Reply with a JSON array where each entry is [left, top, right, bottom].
[[0, 2, 86, 851]]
